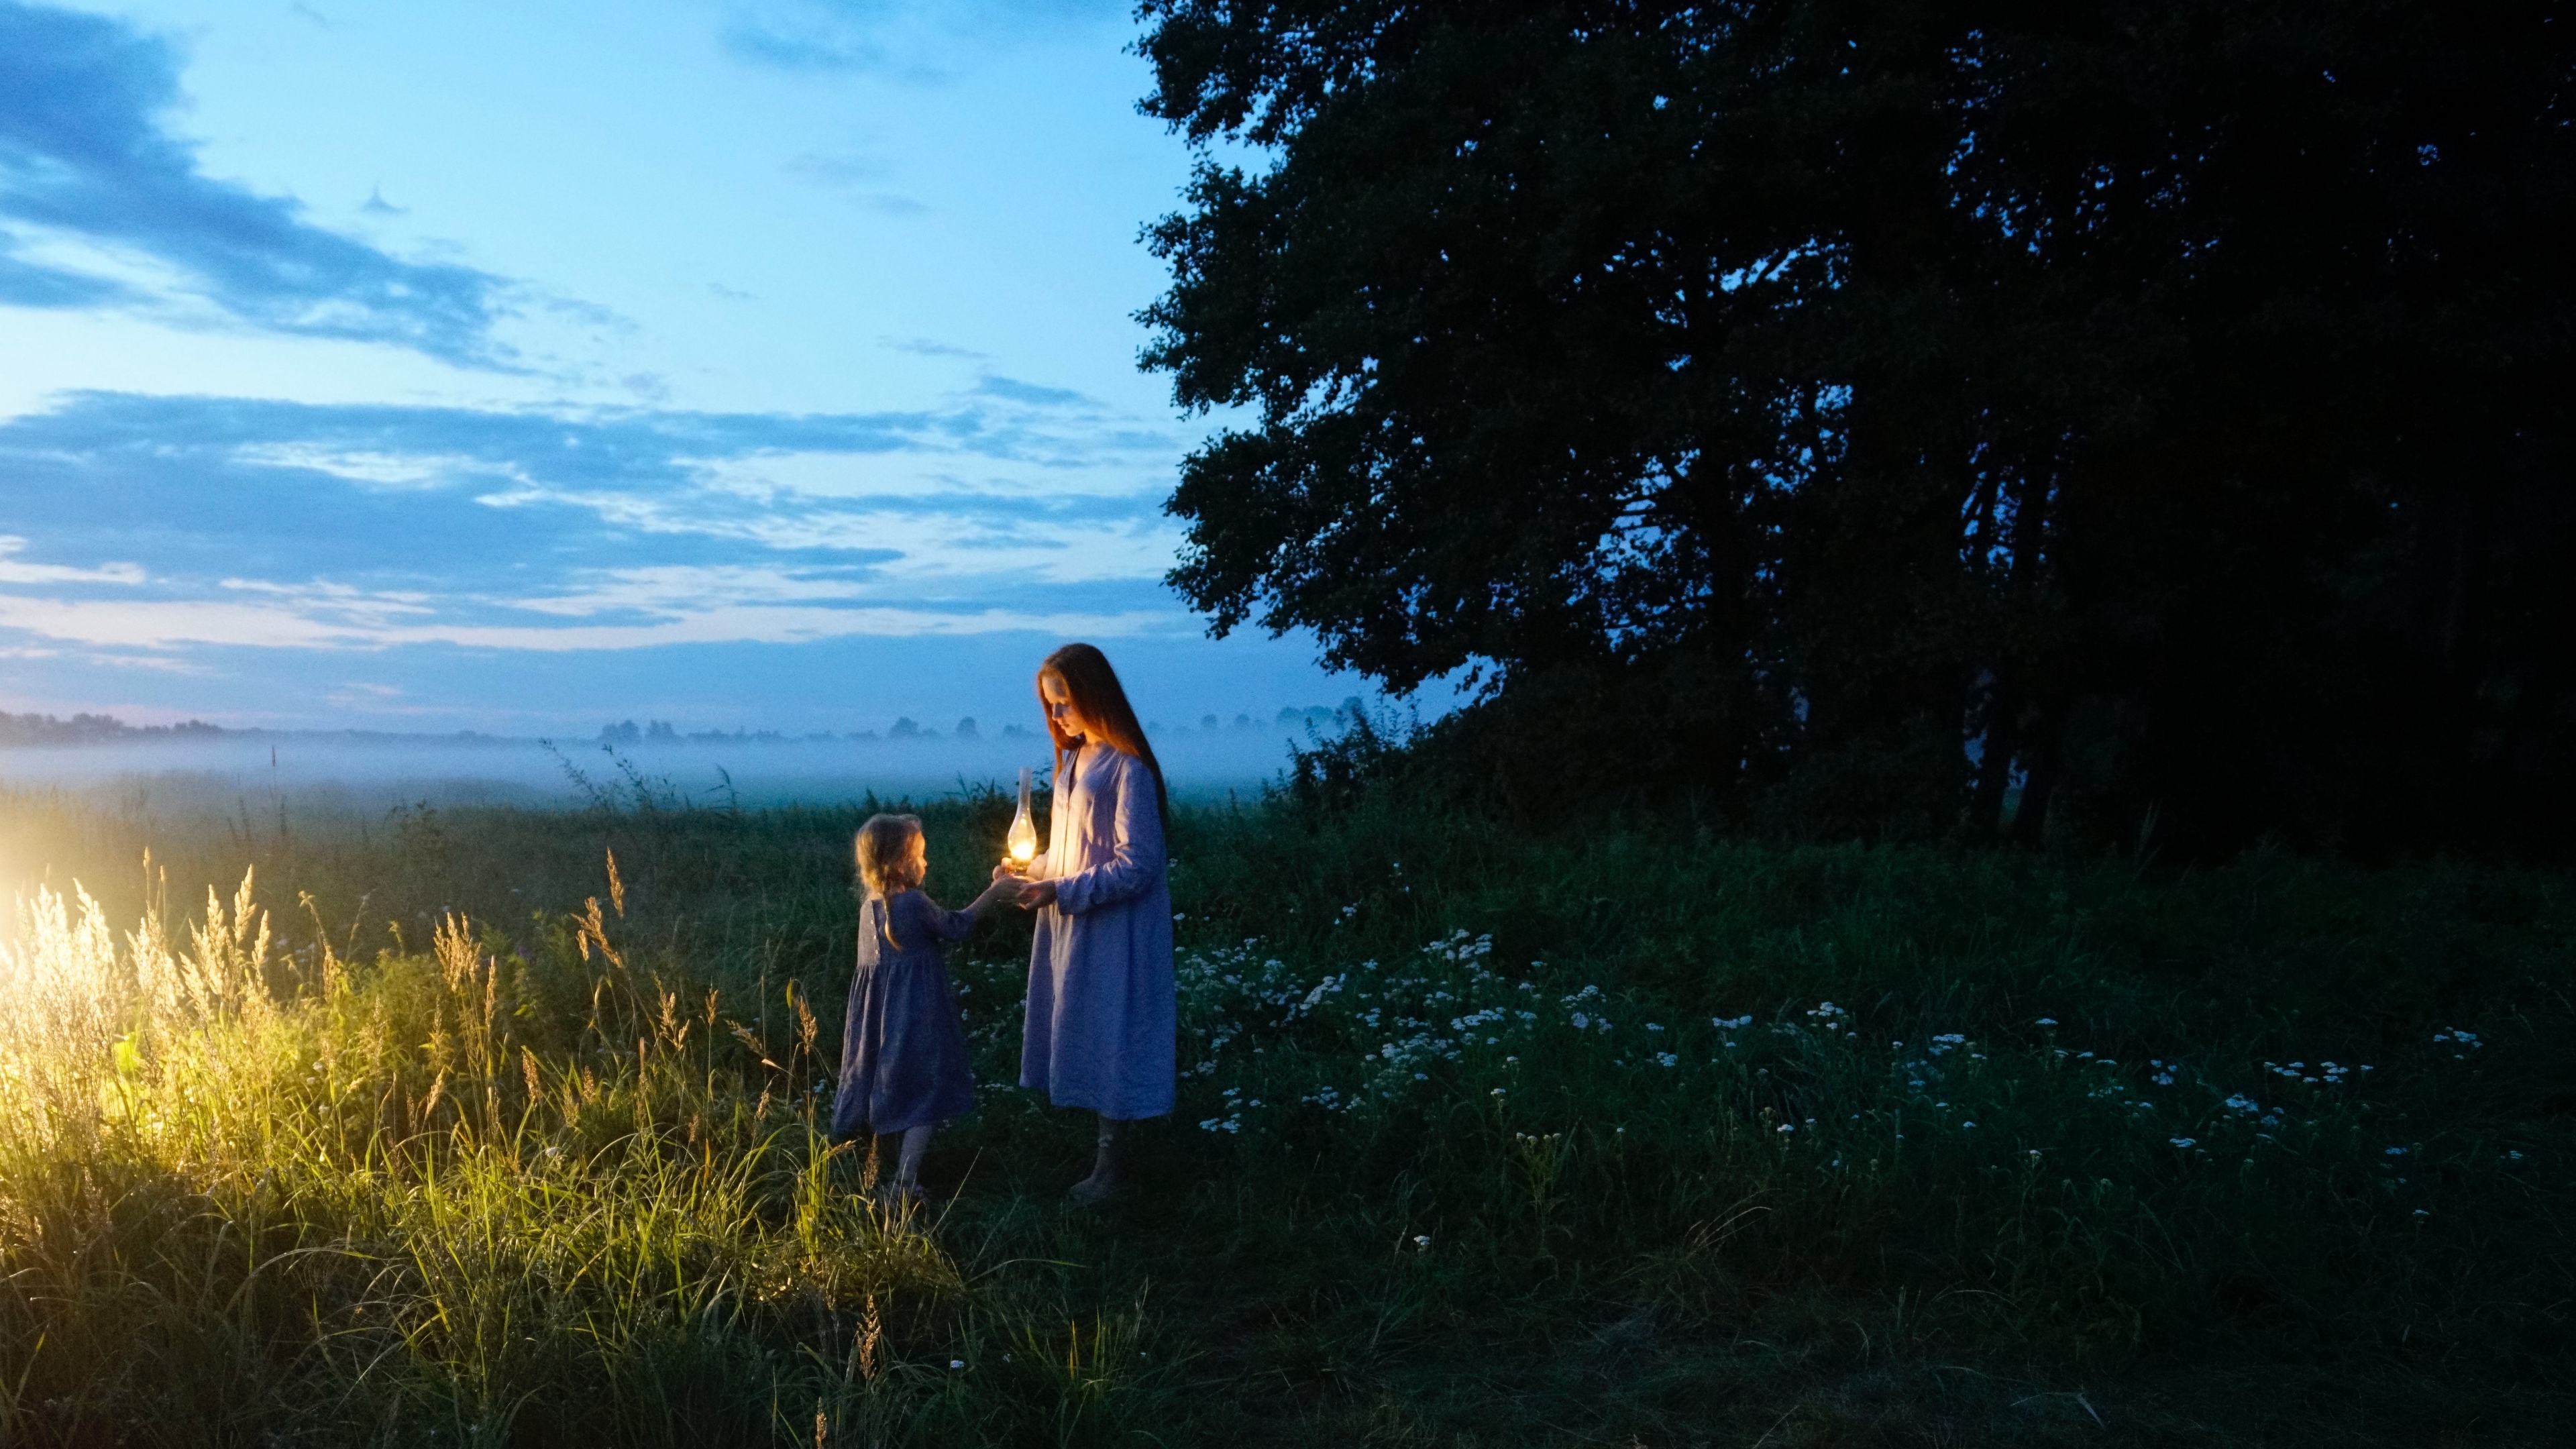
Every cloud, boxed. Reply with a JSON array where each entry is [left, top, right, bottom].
[[227, 443, 496, 489], [0, 535, 145, 586], [781, 153, 926, 215], [783, 153, 888, 186], [219, 577, 436, 631], [0, 229, 126, 306], [720, 1, 1128, 76], [883, 335, 985, 360], [0, 386, 1196, 663], [504, 564, 888, 619], [975, 374, 1091, 408], [723, 17, 895, 74], [0, 590, 1180, 653], [0, 1, 519, 367]]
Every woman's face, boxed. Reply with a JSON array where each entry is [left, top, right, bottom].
[[1040, 673, 1094, 741]]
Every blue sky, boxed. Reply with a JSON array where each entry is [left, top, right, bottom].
[[0, 0, 1359, 736]]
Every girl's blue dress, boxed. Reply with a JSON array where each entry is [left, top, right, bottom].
[[830, 890, 976, 1139]]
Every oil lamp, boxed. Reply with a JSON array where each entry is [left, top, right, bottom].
[[1005, 766, 1038, 871]]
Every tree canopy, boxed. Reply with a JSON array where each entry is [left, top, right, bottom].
[[1136, 0, 2576, 854]]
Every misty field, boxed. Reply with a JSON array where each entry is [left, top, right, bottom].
[[0, 784, 2568, 1446]]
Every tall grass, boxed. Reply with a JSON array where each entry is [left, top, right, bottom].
[[0, 781, 2568, 1444]]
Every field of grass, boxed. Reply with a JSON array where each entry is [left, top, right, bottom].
[[0, 777, 2569, 1446]]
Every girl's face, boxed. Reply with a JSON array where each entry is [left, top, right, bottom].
[[1040, 673, 1095, 741], [906, 833, 927, 875]]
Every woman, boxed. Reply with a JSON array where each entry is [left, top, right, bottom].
[[1012, 642, 1175, 1203]]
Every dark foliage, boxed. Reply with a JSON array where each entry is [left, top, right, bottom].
[[1137, 0, 2576, 855]]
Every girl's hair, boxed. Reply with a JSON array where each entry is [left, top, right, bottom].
[[855, 813, 926, 949], [1038, 642, 1168, 833], [855, 813, 926, 900]]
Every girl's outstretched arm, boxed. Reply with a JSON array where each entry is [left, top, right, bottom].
[[964, 873, 1018, 917], [909, 879, 1012, 941]]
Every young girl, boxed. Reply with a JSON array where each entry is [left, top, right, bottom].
[[833, 812, 1016, 1203], [1011, 643, 1177, 1204]]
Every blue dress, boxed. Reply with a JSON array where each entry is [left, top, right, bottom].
[[830, 890, 976, 1139], [1018, 744, 1177, 1120]]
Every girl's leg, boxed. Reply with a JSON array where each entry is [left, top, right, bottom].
[[1070, 1115, 1125, 1203], [895, 1124, 934, 1196]]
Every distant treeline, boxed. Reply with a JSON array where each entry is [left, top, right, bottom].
[[596, 699, 1366, 746], [0, 712, 224, 747]]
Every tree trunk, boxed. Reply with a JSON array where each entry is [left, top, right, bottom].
[[2007, 696, 2066, 847], [1967, 669, 2021, 842]]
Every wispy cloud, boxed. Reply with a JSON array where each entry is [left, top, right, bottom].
[[782, 152, 926, 215], [0, 1, 520, 367], [720, 1, 1128, 76], [724, 17, 896, 74], [0, 535, 144, 586], [883, 335, 986, 360], [0, 589, 1175, 653], [975, 375, 1091, 409], [0, 385, 1194, 663], [783, 153, 888, 186]]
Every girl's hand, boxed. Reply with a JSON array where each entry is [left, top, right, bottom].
[[991, 862, 1019, 883], [1015, 879, 1059, 910]]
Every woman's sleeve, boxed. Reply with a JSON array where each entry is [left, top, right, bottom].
[[904, 891, 979, 943], [1051, 755, 1165, 916]]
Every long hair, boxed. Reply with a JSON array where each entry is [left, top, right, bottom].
[[854, 813, 925, 947], [1038, 642, 1168, 833]]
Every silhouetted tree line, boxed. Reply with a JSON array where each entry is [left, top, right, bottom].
[[0, 712, 223, 746], [1137, 0, 2576, 855]]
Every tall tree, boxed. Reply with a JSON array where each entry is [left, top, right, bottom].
[[1138, 1, 2576, 852]]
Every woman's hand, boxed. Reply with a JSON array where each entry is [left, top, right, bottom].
[[1015, 879, 1059, 910], [992, 861, 1021, 883]]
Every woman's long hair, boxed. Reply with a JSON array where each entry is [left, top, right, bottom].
[[1038, 642, 1168, 833]]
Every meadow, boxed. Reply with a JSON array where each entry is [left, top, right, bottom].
[[0, 775, 2568, 1446]]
